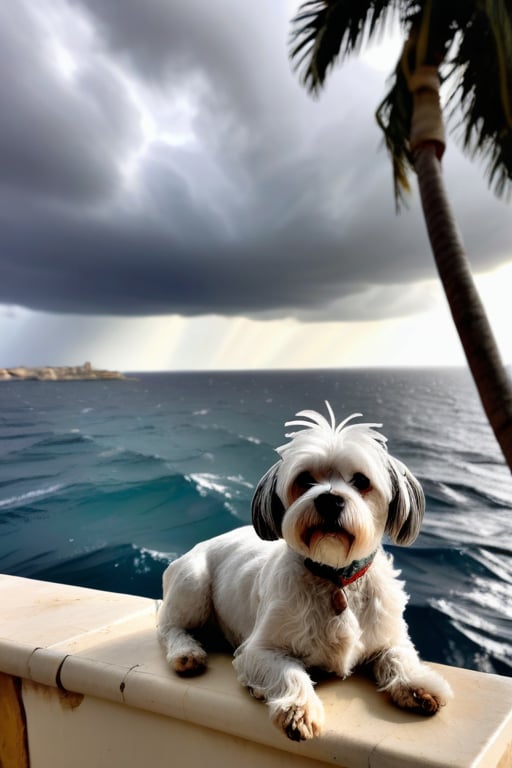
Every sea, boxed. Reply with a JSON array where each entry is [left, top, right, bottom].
[[0, 368, 511, 676]]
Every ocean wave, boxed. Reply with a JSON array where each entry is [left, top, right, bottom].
[[393, 540, 512, 675], [0, 483, 64, 510], [406, 601, 511, 675], [449, 482, 512, 510], [470, 548, 512, 583], [138, 545, 177, 563], [191, 420, 267, 448], [0, 469, 251, 519], [238, 434, 262, 445], [190, 473, 231, 497], [10, 432, 98, 463], [421, 508, 512, 551], [431, 596, 512, 673], [34, 432, 95, 448], [0, 473, 58, 490], [422, 479, 467, 507], [50, 471, 251, 533], [189, 472, 252, 496], [187, 472, 253, 519], [0, 429, 52, 442], [97, 445, 170, 469], [26, 543, 173, 599]]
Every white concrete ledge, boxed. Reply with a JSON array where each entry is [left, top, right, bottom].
[[1, 574, 511, 767]]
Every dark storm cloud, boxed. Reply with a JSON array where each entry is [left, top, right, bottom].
[[0, 3, 140, 202], [0, 0, 510, 322]]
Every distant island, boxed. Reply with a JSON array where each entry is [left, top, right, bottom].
[[0, 362, 126, 382]]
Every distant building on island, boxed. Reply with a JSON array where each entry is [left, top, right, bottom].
[[0, 363, 126, 381]]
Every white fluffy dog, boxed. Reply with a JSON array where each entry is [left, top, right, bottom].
[[158, 404, 452, 741]]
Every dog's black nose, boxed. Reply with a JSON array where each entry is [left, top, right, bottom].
[[314, 493, 345, 521]]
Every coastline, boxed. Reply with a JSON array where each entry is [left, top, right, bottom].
[[0, 363, 126, 381]]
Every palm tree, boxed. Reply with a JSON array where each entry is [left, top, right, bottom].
[[290, 0, 512, 471]]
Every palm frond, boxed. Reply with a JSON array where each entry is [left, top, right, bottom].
[[290, 0, 402, 93], [448, 0, 512, 198], [376, 56, 414, 209], [375, 0, 492, 207]]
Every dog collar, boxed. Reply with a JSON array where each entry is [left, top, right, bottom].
[[304, 551, 377, 588]]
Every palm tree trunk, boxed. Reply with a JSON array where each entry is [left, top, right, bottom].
[[414, 143, 512, 471]]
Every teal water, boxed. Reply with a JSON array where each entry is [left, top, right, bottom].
[[0, 368, 511, 675]]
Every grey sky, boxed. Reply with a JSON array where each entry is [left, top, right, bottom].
[[0, 0, 510, 324]]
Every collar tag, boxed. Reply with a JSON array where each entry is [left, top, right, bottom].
[[332, 588, 348, 614]]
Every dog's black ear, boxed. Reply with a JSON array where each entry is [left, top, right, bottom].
[[251, 461, 285, 541], [386, 458, 425, 545]]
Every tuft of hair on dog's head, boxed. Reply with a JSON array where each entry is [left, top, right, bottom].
[[252, 402, 425, 546]]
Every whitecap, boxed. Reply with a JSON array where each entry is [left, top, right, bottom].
[[422, 479, 467, 505], [98, 446, 125, 458], [136, 545, 177, 563], [227, 474, 253, 490], [189, 473, 232, 499], [0, 484, 64, 509], [242, 434, 262, 445], [132, 545, 177, 573]]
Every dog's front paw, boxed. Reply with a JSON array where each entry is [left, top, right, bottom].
[[271, 699, 325, 741], [168, 649, 208, 676], [392, 685, 444, 716], [411, 687, 442, 715], [375, 649, 453, 717]]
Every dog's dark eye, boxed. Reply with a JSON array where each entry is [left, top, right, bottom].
[[352, 473, 370, 492], [294, 471, 316, 491]]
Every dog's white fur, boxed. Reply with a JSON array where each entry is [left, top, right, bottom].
[[158, 404, 452, 741]]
